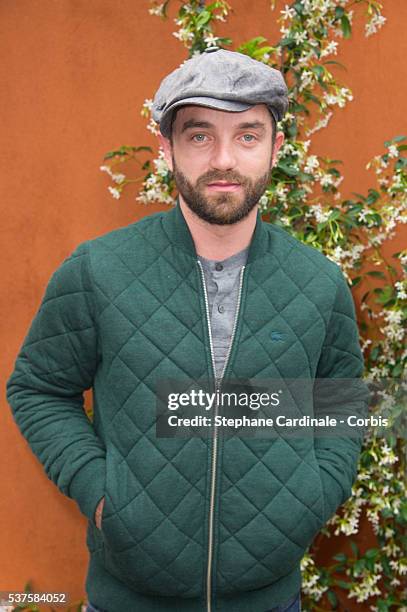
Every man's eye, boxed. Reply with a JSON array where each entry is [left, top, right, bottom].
[[242, 134, 256, 142], [191, 134, 207, 142]]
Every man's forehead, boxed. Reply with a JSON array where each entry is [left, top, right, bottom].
[[175, 103, 271, 129]]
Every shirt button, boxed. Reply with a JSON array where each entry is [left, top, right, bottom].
[[218, 305, 225, 313], [215, 263, 223, 271]]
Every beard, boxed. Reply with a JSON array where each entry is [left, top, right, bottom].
[[171, 152, 273, 225]]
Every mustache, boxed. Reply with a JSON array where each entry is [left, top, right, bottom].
[[197, 172, 247, 186]]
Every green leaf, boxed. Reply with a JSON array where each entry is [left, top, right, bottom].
[[287, 120, 298, 138], [341, 15, 351, 38], [195, 10, 211, 27], [327, 590, 338, 608], [351, 192, 367, 202], [384, 135, 406, 146], [366, 270, 386, 279], [375, 285, 395, 305], [291, 102, 309, 114], [298, 171, 315, 182], [104, 145, 152, 160], [377, 599, 390, 612], [311, 65, 325, 78], [336, 579, 351, 589], [367, 188, 381, 204], [350, 541, 359, 556], [328, 209, 341, 220], [276, 162, 299, 177], [351, 276, 362, 286], [381, 507, 394, 519], [287, 188, 307, 200], [367, 212, 383, 226], [161, 0, 171, 18], [280, 37, 295, 48], [322, 60, 346, 70], [354, 558, 366, 574], [293, 2, 304, 15], [333, 553, 348, 562], [365, 548, 379, 559], [206, 1, 227, 10]]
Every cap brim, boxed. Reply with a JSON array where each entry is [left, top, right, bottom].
[[159, 97, 253, 138]]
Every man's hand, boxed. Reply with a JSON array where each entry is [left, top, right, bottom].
[[94, 497, 105, 530]]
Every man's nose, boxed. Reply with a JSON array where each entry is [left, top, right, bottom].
[[209, 140, 237, 172]]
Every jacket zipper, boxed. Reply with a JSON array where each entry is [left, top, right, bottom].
[[197, 260, 246, 612]]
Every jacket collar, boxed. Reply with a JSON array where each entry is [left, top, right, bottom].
[[161, 195, 270, 264]]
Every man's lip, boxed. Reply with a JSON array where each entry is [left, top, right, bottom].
[[207, 182, 240, 186]]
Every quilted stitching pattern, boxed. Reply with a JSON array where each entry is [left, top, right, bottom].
[[6, 206, 368, 603]]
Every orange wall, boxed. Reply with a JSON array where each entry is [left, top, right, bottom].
[[1, 0, 406, 608]]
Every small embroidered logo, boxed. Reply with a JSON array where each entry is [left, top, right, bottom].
[[270, 331, 284, 341]]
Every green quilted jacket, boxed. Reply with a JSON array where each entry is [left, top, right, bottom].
[[7, 201, 368, 612]]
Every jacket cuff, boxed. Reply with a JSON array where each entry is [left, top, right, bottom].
[[68, 458, 106, 524]]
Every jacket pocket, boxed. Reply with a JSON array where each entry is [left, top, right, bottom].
[[99, 442, 204, 597], [217, 440, 326, 595], [99, 444, 137, 552]]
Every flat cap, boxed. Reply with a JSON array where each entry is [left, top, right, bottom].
[[152, 48, 289, 138]]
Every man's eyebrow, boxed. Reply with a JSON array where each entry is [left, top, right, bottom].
[[180, 119, 267, 133]]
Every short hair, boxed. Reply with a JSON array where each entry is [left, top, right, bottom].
[[168, 107, 277, 152]]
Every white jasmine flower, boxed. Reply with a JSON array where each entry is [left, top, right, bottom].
[[365, 14, 387, 37], [108, 186, 121, 199], [147, 117, 160, 136], [384, 311, 403, 325], [299, 70, 314, 91], [148, 3, 165, 17], [304, 155, 319, 173], [395, 281, 407, 300], [100, 164, 113, 176], [204, 33, 220, 48], [142, 98, 153, 111], [312, 204, 330, 223], [320, 40, 338, 58], [280, 4, 296, 20], [173, 28, 195, 43], [294, 30, 308, 45], [112, 173, 126, 184], [275, 184, 289, 199], [320, 173, 334, 187], [306, 111, 333, 135], [388, 144, 399, 158]]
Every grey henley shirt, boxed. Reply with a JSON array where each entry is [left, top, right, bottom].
[[198, 246, 249, 379]]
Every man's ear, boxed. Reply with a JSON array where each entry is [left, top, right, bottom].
[[271, 131, 285, 168], [157, 132, 174, 173]]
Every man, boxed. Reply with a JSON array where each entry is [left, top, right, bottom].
[[7, 49, 368, 612]]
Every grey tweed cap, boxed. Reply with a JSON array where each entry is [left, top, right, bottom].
[[152, 47, 289, 138]]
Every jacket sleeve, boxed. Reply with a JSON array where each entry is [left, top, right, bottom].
[[314, 264, 369, 523], [6, 241, 106, 524]]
